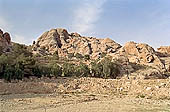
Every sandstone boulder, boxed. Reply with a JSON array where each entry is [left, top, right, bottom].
[[157, 46, 170, 56], [120, 41, 165, 71]]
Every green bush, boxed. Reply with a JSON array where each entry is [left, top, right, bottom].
[[75, 63, 90, 77], [101, 57, 120, 78], [16, 55, 36, 77], [90, 61, 103, 77], [12, 43, 32, 57], [90, 57, 120, 79], [51, 64, 62, 77], [3, 64, 14, 81], [13, 63, 24, 80], [32, 64, 43, 78], [62, 63, 75, 77]]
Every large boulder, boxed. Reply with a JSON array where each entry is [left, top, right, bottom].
[[157, 46, 170, 56], [119, 41, 165, 71]]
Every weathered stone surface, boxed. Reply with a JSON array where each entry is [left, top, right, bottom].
[[3, 32, 11, 44], [0, 29, 12, 52], [157, 46, 170, 55], [32, 28, 169, 72], [32, 28, 121, 57], [119, 41, 166, 71]]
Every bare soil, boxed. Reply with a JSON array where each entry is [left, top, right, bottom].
[[1, 76, 170, 112]]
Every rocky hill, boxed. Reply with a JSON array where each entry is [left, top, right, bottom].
[[0, 28, 170, 79], [32, 28, 121, 58], [32, 28, 169, 73]]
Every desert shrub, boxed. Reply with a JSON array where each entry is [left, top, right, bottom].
[[39, 65, 51, 77], [0, 55, 8, 74], [12, 43, 32, 57], [3, 62, 23, 81], [16, 55, 36, 77], [62, 63, 75, 77], [0, 54, 15, 79], [3, 65, 14, 81], [32, 64, 43, 78], [101, 57, 120, 78], [13, 63, 24, 80], [75, 63, 90, 77], [90, 61, 103, 77], [50, 64, 62, 77], [90, 57, 120, 79]]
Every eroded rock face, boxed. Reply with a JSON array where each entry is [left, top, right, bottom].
[[32, 28, 168, 72], [119, 41, 165, 71], [0, 29, 12, 52], [157, 46, 170, 55], [32, 28, 121, 58]]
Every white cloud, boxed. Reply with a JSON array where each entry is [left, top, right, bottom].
[[71, 0, 107, 34]]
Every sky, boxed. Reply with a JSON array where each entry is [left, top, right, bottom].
[[0, 0, 170, 48]]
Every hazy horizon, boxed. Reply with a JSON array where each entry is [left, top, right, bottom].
[[0, 0, 170, 48]]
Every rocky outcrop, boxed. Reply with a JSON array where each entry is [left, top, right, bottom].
[[157, 46, 170, 56], [32, 28, 169, 72], [118, 42, 166, 71], [0, 29, 12, 52], [32, 28, 121, 58]]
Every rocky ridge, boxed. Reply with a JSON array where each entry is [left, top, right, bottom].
[[32, 28, 169, 73], [32, 28, 121, 58]]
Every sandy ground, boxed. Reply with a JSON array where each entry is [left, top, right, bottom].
[[1, 76, 170, 112], [1, 94, 170, 112]]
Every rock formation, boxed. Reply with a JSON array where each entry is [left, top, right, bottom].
[[157, 46, 170, 56], [32, 28, 121, 58], [0, 29, 12, 52], [117, 41, 166, 71], [32, 28, 169, 72]]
